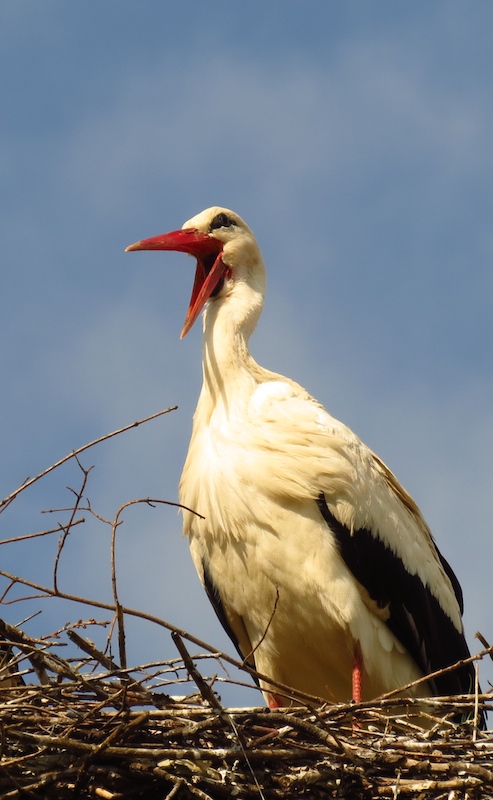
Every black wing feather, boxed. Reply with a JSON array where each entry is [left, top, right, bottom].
[[316, 494, 478, 704]]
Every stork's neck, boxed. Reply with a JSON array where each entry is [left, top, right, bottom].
[[199, 283, 265, 417]]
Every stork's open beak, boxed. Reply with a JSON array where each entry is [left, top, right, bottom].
[[126, 228, 224, 338]]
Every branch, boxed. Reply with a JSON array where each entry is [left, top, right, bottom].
[[0, 406, 178, 511]]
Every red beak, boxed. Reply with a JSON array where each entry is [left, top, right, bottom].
[[126, 228, 224, 338]]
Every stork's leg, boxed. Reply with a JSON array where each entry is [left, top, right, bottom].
[[267, 693, 284, 709], [352, 644, 363, 703]]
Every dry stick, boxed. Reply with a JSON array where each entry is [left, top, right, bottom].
[[474, 660, 481, 740], [171, 632, 224, 713], [108, 498, 205, 672], [243, 586, 279, 667], [153, 769, 215, 800], [264, 711, 343, 752], [107, 499, 186, 674], [53, 457, 91, 594], [0, 518, 85, 547], [162, 776, 187, 800], [65, 630, 120, 672], [170, 632, 256, 764], [110, 506, 126, 671], [0, 406, 178, 511], [476, 631, 493, 661], [376, 643, 493, 703]]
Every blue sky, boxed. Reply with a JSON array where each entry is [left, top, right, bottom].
[[1, 2, 492, 705]]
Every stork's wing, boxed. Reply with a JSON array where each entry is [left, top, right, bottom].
[[248, 380, 480, 715], [250, 381, 475, 695], [316, 487, 475, 700]]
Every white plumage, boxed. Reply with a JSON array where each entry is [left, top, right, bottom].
[[127, 207, 478, 714]]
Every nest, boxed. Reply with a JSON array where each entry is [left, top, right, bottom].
[[0, 408, 492, 799], [0, 623, 492, 800]]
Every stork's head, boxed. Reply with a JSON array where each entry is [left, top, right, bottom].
[[126, 206, 265, 338]]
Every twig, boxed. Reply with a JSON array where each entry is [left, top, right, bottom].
[[110, 507, 126, 671], [377, 643, 493, 701], [243, 586, 279, 666], [53, 458, 91, 594], [65, 630, 120, 672], [476, 631, 493, 660], [0, 406, 178, 511], [107, 498, 204, 672], [171, 632, 223, 712], [0, 518, 85, 547]]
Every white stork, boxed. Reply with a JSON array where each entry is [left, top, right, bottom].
[[126, 207, 480, 717]]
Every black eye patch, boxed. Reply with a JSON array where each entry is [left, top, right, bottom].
[[209, 212, 236, 231]]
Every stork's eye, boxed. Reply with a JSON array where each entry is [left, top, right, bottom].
[[210, 213, 236, 231]]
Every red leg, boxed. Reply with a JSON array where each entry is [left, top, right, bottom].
[[267, 693, 284, 709], [352, 645, 363, 703]]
